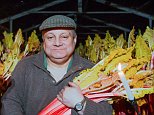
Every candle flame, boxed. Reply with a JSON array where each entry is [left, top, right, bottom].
[[118, 63, 122, 71]]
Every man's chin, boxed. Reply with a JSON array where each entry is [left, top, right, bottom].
[[53, 55, 66, 59], [51, 58, 68, 65], [51, 55, 68, 61]]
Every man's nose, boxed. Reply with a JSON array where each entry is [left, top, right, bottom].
[[54, 38, 63, 46]]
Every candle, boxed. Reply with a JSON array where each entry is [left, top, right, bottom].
[[117, 63, 134, 100]]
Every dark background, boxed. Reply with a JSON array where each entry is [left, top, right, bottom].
[[0, 0, 154, 42]]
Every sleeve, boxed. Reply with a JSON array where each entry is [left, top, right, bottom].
[[1, 61, 26, 115], [71, 97, 113, 115], [84, 98, 113, 115]]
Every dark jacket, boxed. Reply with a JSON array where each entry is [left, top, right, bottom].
[[1, 51, 112, 115]]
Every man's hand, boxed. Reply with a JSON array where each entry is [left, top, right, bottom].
[[57, 82, 84, 108]]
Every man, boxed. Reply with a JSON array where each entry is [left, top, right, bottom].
[[1, 15, 112, 115]]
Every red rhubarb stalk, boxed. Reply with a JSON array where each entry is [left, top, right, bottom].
[[38, 98, 64, 115], [57, 107, 70, 115], [48, 105, 66, 115]]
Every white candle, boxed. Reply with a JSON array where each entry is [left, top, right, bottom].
[[117, 63, 134, 100]]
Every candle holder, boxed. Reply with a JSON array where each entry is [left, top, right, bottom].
[[129, 99, 141, 115]]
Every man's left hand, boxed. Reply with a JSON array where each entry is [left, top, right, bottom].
[[57, 82, 84, 108]]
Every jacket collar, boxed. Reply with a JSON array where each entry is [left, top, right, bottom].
[[32, 50, 47, 71]]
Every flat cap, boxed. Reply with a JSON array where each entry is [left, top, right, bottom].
[[39, 15, 76, 31]]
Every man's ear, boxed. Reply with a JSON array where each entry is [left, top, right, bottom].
[[42, 35, 45, 41], [74, 35, 77, 44]]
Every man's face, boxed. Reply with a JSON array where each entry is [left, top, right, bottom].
[[42, 29, 77, 64]]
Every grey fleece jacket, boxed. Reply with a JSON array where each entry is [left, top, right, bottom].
[[1, 51, 112, 115]]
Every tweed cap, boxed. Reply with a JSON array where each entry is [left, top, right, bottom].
[[39, 15, 76, 31]]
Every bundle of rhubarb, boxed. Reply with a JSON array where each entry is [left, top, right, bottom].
[[39, 26, 154, 115], [0, 29, 40, 95], [38, 58, 123, 115]]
